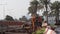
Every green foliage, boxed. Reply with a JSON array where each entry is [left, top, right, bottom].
[[36, 28, 45, 34], [40, 0, 50, 5], [39, 0, 50, 14], [32, 28, 45, 34], [50, 1, 60, 24], [5, 15, 14, 21], [19, 16, 28, 22], [30, 0, 39, 5], [28, 0, 44, 16], [28, 0, 38, 15], [50, 1, 60, 10]]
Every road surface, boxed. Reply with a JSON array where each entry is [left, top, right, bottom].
[[5, 32, 28, 34]]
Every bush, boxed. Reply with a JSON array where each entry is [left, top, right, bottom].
[[32, 28, 45, 34]]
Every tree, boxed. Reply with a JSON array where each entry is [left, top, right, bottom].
[[50, 1, 60, 24], [14, 18, 18, 21], [40, 0, 50, 23], [28, 0, 44, 16], [28, 0, 44, 31], [28, 0, 38, 15], [5, 15, 14, 21], [19, 16, 28, 22]]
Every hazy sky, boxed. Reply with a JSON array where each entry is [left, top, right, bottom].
[[0, 0, 60, 19]]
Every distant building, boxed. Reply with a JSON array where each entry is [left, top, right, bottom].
[[48, 15, 56, 24], [43, 11, 60, 24], [43, 11, 56, 24], [0, 20, 23, 32]]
